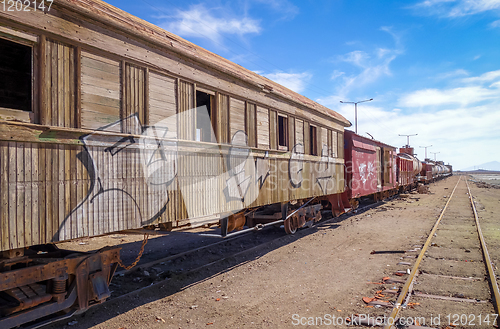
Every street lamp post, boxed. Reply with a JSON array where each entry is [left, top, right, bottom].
[[419, 145, 432, 159], [339, 98, 373, 134], [398, 134, 418, 147], [430, 151, 440, 161]]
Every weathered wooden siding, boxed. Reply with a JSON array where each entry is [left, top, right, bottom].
[[246, 102, 256, 147], [148, 71, 177, 137], [269, 109, 277, 150], [0, 141, 89, 250], [178, 80, 194, 140], [256, 106, 269, 149], [338, 131, 344, 159], [123, 63, 146, 132], [331, 130, 338, 157], [304, 121, 310, 155], [43, 39, 75, 127], [216, 93, 229, 144], [81, 52, 121, 130], [230, 98, 245, 140], [320, 127, 328, 156], [295, 119, 304, 151], [288, 116, 295, 150]]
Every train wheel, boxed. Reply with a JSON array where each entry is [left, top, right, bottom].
[[284, 215, 297, 234]]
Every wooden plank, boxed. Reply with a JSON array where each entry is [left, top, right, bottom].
[[24, 143, 32, 246], [149, 71, 177, 128], [295, 119, 304, 150], [75, 47, 82, 128], [81, 76, 121, 99], [216, 93, 229, 144], [178, 80, 194, 140], [58, 144, 66, 240], [38, 143, 46, 244], [144, 67, 149, 125], [8, 142, 17, 249], [47, 40, 56, 125], [64, 43, 71, 128], [288, 116, 295, 149], [0, 108, 31, 122], [39, 35, 47, 126], [0, 142, 9, 251], [56, 41, 64, 127], [81, 52, 120, 130], [16, 143, 25, 248], [229, 97, 245, 140], [31, 144, 39, 245], [331, 130, 338, 157], [245, 102, 256, 147], [304, 121, 310, 155], [320, 127, 327, 156], [0, 25, 38, 43], [65, 146, 73, 238], [50, 145, 58, 242], [338, 132, 344, 159], [256, 106, 269, 149], [81, 93, 121, 109], [269, 109, 277, 150]]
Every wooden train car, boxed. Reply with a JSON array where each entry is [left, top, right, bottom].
[[0, 0, 350, 326]]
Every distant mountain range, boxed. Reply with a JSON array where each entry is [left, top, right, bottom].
[[460, 161, 500, 172]]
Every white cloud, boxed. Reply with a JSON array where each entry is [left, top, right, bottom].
[[399, 69, 500, 107], [330, 27, 403, 98], [331, 70, 345, 80], [491, 19, 500, 27], [251, 0, 299, 20], [411, 0, 500, 17], [263, 71, 312, 93], [461, 69, 500, 83], [157, 5, 261, 44], [399, 86, 498, 106]]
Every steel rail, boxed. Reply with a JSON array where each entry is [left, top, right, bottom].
[[465, 178, 500, 315], [384, 175, 462, 329]]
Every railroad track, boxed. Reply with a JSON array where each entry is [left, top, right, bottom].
[[107, 196, 393, 302], [379, 176, 500, 329]]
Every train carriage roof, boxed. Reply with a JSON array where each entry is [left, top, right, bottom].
[[55, 0, 350, 127]]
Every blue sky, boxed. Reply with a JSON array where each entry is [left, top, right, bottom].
[[106, 0, 500, 170]]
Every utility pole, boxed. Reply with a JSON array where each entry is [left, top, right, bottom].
[[398, 134, 418, 147], [430, 151, 440, 161], [340, 98, 373, 134], [419, 145, 432, 159]]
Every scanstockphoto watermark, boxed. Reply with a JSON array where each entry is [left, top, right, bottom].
[[291, 313, 499, 327], [291, 314, 426, 326]]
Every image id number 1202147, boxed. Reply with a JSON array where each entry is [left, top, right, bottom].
[[1, 0, 53, 12]]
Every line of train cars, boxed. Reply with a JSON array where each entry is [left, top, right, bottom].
[[0, 1, 451, 327], [325, 130, 452, 217]]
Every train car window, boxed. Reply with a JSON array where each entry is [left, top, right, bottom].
[[0, 37, 32, 115], [278, 114, 288, 149], [196, 90, 214, 142], [309, 125, 317, 156]]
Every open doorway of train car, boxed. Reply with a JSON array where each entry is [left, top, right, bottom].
[[195, 90, 215, 142], [378, 147, 393, 187]]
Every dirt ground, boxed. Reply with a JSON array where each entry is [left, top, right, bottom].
[[48, 175, 500, 329]]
